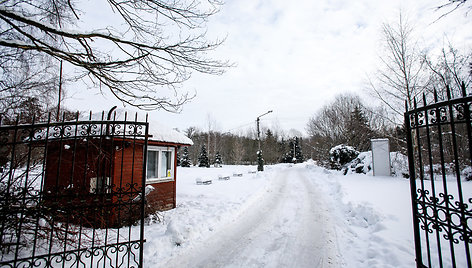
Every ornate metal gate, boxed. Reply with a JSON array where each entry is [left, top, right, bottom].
[[405, 84, 472, 268], [0, 112, 149, 267]]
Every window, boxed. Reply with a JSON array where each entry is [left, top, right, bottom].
[[146, 146, 174, 183], [90, 177, 111, 194], [147, 151, 158, 178]]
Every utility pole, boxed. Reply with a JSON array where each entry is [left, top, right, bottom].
[[256, 110, 273, 171]]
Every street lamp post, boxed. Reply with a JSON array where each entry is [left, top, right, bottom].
[[256, 110, 273, 171], [293, 138, 297, 164]]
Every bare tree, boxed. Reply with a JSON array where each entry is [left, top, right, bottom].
[[205, 113, 220, 161], [307, 93, 364, 143], [306, 93, 379, 161], [0, 48, 60, 121], [436, 0, 472, 18], [368, 12, 427, 119], [0, 0, 230, 112], [423, 42, 472, 100], [231, 138, 245, 165]]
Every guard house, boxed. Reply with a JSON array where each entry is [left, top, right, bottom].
[[43, 110, 193, 227]]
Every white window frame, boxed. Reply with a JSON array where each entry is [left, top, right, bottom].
[[146, 146, 175, 184], [90, 177, 111, 194]]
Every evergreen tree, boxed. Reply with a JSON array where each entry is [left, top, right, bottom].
[[214, 151, 223, 167], [345, 106, 375, 151], [181, 147, 191, 167], [198, 144, 210, 168], [263, 129, 278, 164], [281, 137, 304, 163], [279, 138, 288, 163], [294, 137, 304, 163], [176, 151, 181, 166], [282, 140, 295, 163]]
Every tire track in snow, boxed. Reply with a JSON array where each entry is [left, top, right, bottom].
[[160, 166, 339, 268]]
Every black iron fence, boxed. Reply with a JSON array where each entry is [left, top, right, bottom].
[[0, 112, 149, 267], [405, 83, 472, 268]]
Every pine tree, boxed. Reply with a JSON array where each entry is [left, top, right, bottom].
[[294, 137, 304, 163], [214, 151, 222, 167], [181, 147, 191, 167], [176, 151, 181, 166], [281, 138, 303, 163], [286, 139, 295, 163], [198, 145, 210, 168], [279, 138, 289, 163], [345, 106, 374, 151], [263, 129, 278, 164]]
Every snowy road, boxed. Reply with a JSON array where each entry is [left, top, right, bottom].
[[160, 167, 340, 268]]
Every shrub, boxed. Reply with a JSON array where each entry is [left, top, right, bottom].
[[329, 144, 359, 170]]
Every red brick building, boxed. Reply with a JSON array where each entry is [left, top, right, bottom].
[[43, 111, 192, 227]]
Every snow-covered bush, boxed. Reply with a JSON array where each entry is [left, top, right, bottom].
[[343, 151, 372, 175], [461, 166, 472, 181], [342, 151, 409, 177], [390, 152, 409, 178], [329, 144, 359, 170]]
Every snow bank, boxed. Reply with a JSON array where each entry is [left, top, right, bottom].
[[304, 161, 416, 267]]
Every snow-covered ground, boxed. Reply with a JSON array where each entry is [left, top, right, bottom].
[[142, 161, 427, 267]]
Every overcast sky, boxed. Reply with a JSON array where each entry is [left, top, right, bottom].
[[65, 0, 472, 137]]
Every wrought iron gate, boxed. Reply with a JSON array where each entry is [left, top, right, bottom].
[[0, 112, 149, 267], [405, 84, 472, 268]]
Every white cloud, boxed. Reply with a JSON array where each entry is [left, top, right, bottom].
[[65, 0, 472, 136]]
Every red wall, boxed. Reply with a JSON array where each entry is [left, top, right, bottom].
[[112, 140, 178, 212], [44, 139, 113, 193], [44, 138, 183, 227], [112, 141, 144, 191]]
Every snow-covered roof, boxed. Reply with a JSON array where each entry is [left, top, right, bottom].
[[147, 119, 193, 145], [81, 109, 193, 146]]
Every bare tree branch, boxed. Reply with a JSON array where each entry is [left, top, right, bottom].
[[0, 0, 231, 112], [368, 12, 427, 121], [435, 0, 472, 19], [423, 40, 472, 100]]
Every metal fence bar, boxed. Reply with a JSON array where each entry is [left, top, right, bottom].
[[405, 103, 425, 268], [406, 85, 472, 268], [139, 116, 149, 268], [414, 98, 434, 267], [434, 89, 457, 268], [0, 112, 148, 267], [423, 93, 444, 267], [446, 87, 472, 268]]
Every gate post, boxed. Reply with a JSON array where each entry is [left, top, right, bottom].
[[139, 120, 149, 268], [405, 105, 425, 268]]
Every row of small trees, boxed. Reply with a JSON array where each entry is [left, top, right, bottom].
[[177, 132, 304, 167]]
